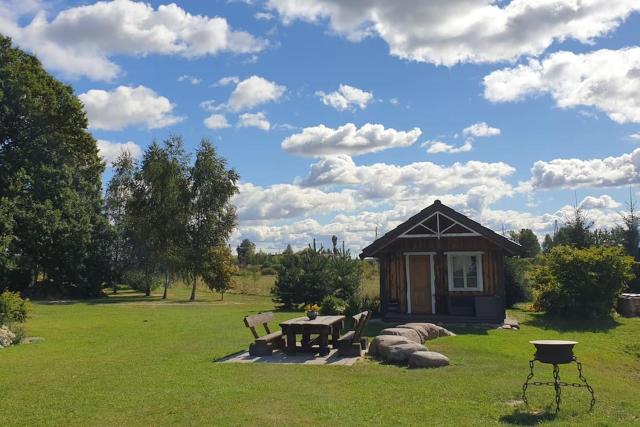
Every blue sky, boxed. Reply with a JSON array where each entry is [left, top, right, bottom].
[[2, 0, 640, 251]]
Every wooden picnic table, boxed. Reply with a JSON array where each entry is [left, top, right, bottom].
[[280, 315, 345, 356]]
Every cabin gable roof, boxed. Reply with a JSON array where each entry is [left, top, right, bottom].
[[359, 200, 523, 258]]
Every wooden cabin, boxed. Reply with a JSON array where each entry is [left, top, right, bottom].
[[359, 200, 523, 323]]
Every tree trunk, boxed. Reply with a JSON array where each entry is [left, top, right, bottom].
[[145, 283, 151, 297], [221, 291, 224, 301], [190, 276, 197, 301], [162, 272, 169, 299]]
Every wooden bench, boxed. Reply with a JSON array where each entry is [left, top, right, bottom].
[[244, 312, 285, 356], [336, 310, 371, 357]]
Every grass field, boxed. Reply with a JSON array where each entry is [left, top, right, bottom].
[[1, 286, 639, 426]]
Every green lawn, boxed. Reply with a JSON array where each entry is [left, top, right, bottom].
[[1, 287, 638, 426]]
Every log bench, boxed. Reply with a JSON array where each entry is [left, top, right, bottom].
[[336, 310, 371, 357], [244, 312, 285, 356]]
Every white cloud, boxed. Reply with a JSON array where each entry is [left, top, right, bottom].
[[267, 0, 640, 66], [422, 139, 473, 154], [463, 122, 501, 138], [237, 112, 271, 131], [579, 195, 622, 210], [97, 139, 142, 165], [524, 148, 640, 190], [233, 182, 358, 221], [79, 85, 183, 130], [199, 100, 224, 113], [204, 114, 230, 130], [298, 155, 515, 211], [483, 47, 640, 123], [316, 84, 373, 111], [216, 76, 240, 86], [3, 0, 265, 81], [255, 12, 274, 21], [630, 133, 640, 141], [178, 75, 201, 85], [228, 75, 286, 112], [282, 123, 421, 157]]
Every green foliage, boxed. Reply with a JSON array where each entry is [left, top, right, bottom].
[[202, 246, 237, 299], [319, 295, 345, 315], [344, 294, 381, 319], [260, 266, 277, 276], [504, 258, 532, 307], [121, 270, 160, 293], [0, 290, 31, 324], [7, 322, 25, 344], [272, 246, 363, 308], [508, 229, 540, 258], [0, 35, 109, 298], [531, 246, 634, 318]]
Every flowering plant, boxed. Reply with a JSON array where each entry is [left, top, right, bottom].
[[303, 304, 320, 312]]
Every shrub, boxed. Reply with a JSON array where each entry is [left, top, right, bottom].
[[344, 295, 381, 319], [504, 258, 533, 307], [122, 270, 161, 292], [8, 323, 25, 344], [0, 290, 31, 324], [320, 295, 345, 315], [531, 245, 634, 318], [0, 325, 15, 348], [260, 266, 277, 276], [272, 248, 362, 308]]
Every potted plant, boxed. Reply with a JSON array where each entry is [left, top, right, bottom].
[[304, 304, 320, 320]]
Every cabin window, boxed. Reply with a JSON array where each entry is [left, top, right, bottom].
[[446, 252, 483, 291]]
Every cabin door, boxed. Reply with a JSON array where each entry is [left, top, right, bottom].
[[406, 254, 434, 314]]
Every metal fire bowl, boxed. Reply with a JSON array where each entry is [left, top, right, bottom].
[[530, 340, 578, 365]]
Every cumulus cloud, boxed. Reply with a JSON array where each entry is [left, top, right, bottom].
[[483, 47, 640, 123], [237, 112, 271, 131], [178, 75, 201, 85], [233, 182, 358, 221], [282, 123, 421, 157], [204, 114, 230, 130], [316, 84, 373, 111], [216, 76, 240, 86], [79, 85, 184, 130], [96, 139, 142, 165], [630, 132, 640, 141], [298, 155, 515, 211], [228, 75, 286, 112], [2, 0, 266, 81], [579, 195, 622, 209], [422, 139, 473, 154], [524, 148, 640, 190], [463, 122, 501, 137], [267, 0, 639, 66]]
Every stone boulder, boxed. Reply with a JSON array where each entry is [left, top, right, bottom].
[[379, 327, 422, 343], [397, 323, 455, 341], [408, 351, 450, 369], [385, 343, 428, 364], [618, 294, 640, 317], [368, 335, 413, 357]]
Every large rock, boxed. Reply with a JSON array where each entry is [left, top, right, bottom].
[[385, 343, 427, 364], [379, 327, 422, 343], [618, 294, 640, 317], [408, 351, 450, 369], [368, 335, 413, 357], [397, 323, 455, 341]]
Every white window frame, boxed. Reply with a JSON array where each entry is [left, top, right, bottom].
[[446, 252, 484, 292]]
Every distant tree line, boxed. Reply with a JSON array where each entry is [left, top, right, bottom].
[[0, 36, 238, 299]]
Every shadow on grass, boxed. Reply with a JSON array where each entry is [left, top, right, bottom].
[[522, 312, 621, 332], [499, 409, 556, 425]]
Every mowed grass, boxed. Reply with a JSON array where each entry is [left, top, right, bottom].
[[1, 287, 639, 426]]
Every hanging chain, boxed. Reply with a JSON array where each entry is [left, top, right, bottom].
[[521, 359, 535, 404], [520, 357, 596, 412], [575, 357, 596, 410], [553, 364, 562, 413]]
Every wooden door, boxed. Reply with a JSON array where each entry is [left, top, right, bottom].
[[408, 255, 432, 314]]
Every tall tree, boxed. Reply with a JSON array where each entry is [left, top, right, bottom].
[[104, 151, 136, 294], [621, 190, 640, 260], [542, 234, 554, 253], [202, 246, 236, 300], [183, 140, 239, 301], [553, 205, 594, 249], [508, 229, 541, 258], [0, 35, 108, 297]]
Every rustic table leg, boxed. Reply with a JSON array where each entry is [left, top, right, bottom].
[[319, 331, 330, 356], [331, 321, 341, 347], [301, 332, 311, 352], [286, 328, 296, 355]]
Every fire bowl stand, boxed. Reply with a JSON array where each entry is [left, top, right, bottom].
[[521, 340, 596, 413]]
